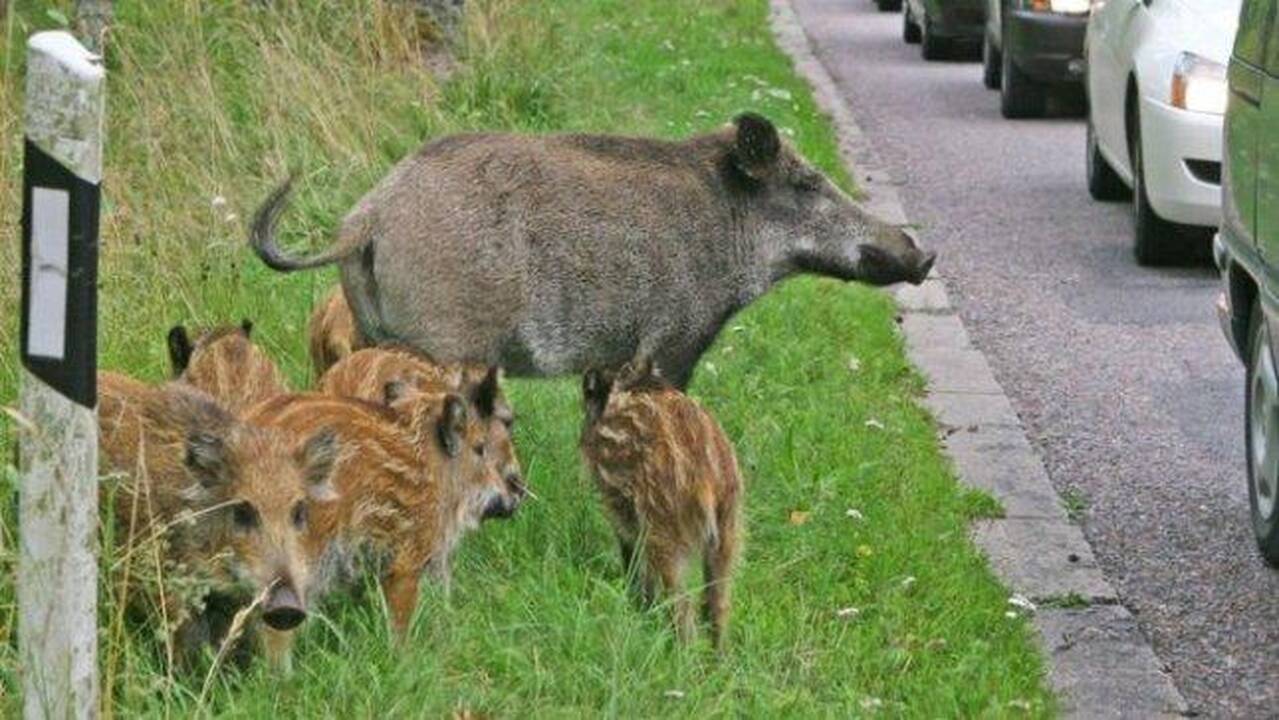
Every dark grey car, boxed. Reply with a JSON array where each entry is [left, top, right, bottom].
[[982, 0, 1090, 117], [903, 0, 987, 60], [1215, 0, 1279, 564]]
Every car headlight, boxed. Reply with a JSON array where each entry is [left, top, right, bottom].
[[1024, 0, 1090, 13], [1171, 52, 1227, 115]]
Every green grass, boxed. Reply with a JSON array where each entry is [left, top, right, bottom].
[[0, 0, 1053, 715]]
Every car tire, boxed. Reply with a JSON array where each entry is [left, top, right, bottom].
[[1246, 299, 1279, 567], [903, 5, 921, 43], [877, 0, 903, 12], [1131, 113, 1182, 265], [1000, 42, 1046, 118], [982, 34, 1001, 90], [1086, 117, 1129, 202], [921, 15, 950, 60]]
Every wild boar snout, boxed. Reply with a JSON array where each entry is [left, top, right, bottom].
[[505, 472, 528, 499], [856, 228, 936, 287], [482, 489, 521, 520], [262, 582, 306, 631]]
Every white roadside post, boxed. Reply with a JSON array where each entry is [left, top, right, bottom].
[[18, 31, 105, 720]]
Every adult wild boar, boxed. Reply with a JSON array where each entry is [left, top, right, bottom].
[[250, 113, 935, 387]]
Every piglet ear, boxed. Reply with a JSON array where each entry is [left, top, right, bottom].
[[472, 366, 501, 418], [383, 379, 408, 405], [167, 326, 193, 376], [298, 427, 340, 502], [582, 368, 613, 419], [437, 394, 468, 458], [732, 112, 780, 180], [240, 318, 254, 337], [185, 431, 230, 488]]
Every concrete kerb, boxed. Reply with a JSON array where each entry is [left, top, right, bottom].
[[768, 1, 1188, 716]]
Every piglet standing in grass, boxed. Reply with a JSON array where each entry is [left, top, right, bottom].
[[245, 368, 524, 648], [97, 371, 340, 671], [167, 320, 289, 416], [580, 359, 743, 650], [250, 112, 935, 388]]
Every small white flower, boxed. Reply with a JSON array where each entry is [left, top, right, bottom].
[[859, 696, 884, 710], [864, 419, 885, 430], [663, 690, 685, 700], [766, 88, 793, 101], [847, 354, 861, 372], [836, 606, 860, 620], [1005, 610, 1019, 619], [1008, 594, 1037, 613], [845, 508, 865, 522], [210, 195, 227, 209], [901, 576, 917, 590]]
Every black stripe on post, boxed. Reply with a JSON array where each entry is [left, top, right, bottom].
[[20, 139, 100, 409]]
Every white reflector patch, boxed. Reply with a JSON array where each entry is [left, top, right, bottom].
[[27, 186, 69, 360]]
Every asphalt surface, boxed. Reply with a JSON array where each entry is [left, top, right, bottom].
[[788, 2, 1274, 716]]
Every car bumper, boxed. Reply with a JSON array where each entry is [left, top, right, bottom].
[[1139, 96, 1223, 228], [1006, 11, 1087, 84], [931, 2, 985, 38], [1215, 233, 1240, 360]]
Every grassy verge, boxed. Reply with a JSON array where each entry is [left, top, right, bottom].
[[0, 0, 1053, 715]]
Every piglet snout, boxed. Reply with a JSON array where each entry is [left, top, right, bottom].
[[262, 584, 306, 631]]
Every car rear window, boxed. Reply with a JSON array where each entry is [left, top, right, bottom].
[[1237, 0, 1274, 68]]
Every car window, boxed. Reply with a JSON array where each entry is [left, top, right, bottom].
[[1267, 0, 1279, 74], [1238, 0, 1274, 68]]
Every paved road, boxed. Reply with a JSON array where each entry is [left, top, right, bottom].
[[789, 1, 1276, 715]]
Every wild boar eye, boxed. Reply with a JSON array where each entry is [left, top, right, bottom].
[[291, 502, 307, 529], [474, 443, 486, 458], [232, 502, 258, 530]]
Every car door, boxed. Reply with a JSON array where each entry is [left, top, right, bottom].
[[1256, 9, 1279, 265], [1224, 0, 1271, 257]]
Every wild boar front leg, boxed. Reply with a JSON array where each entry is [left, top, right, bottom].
[[382, 561, 426, 641], [261, 625, 296, 673]]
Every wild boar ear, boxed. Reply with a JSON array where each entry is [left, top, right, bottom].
[[582, 369, 613, 417], [299, 427, 340, 502], [185, 431, 230, 488], [732, 112, 780, 180], [167, 325, 193, 376], [472, 366, 501, 418], [436, 394, 468, 458], [383, 379, 408, 405], [239, 318, 254, 337]]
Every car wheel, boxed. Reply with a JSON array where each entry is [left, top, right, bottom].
[[1086, 117, 1129, 202], [1131, 113, 1182, 265], [903, 4, 921, 43], [982, 34, 1001, 90], [921, 15, 950, 60], [877, 0, 903, 12], [1246, 300, 1279, 566], [1000, 42, 1046, 118]]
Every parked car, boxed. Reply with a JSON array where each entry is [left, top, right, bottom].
[[982, 0, 1090, 117], [903, 0, 986, 60], [1086, 0, 1239, 265], [1215, 0, 1279, 565]]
